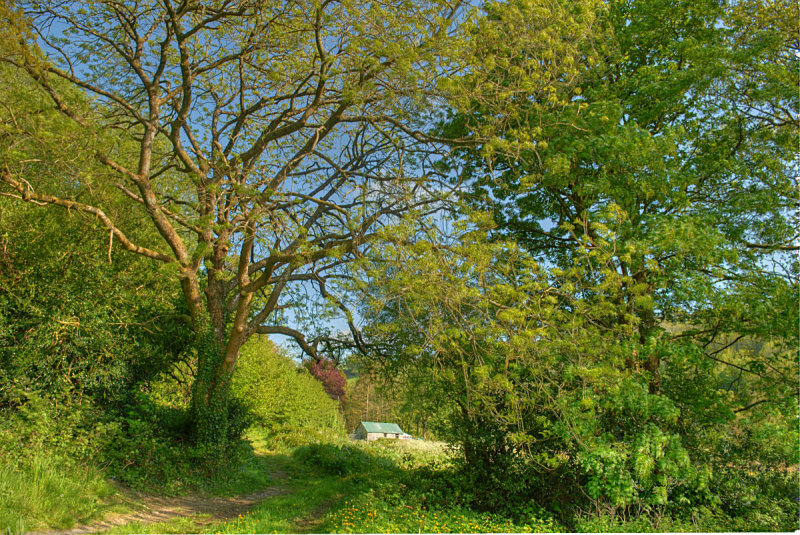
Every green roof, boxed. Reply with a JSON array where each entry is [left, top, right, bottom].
[[359, 421, 404, 434]]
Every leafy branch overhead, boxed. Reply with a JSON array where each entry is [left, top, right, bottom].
[[0, 0, 470, 418]]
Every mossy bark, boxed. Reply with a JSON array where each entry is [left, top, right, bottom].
[[189, 332, 236, 447]]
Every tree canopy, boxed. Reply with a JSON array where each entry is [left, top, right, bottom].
[[0, 0, 796, 528], [0, 0, 466, 439], [350, 0, 798, 519]]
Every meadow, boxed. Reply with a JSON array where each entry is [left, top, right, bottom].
[[7, 433, 789, 535], [79, 437, 563, 535]]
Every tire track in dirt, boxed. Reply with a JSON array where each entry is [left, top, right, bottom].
[[28, 470, 288, 535]]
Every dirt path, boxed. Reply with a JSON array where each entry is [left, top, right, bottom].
[[28, 470, 288, 535], [292, 495, 340, 534]]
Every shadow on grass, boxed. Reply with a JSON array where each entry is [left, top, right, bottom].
[[206, 447, 382, 534], [206, 441, 474, 534], [38, 439, 456, 534]]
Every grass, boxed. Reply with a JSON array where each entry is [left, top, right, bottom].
[[0, 452, 122, 533], [105, 447, 355, 535], [326, 497, 546, 533], [311, 440, 562, 534], [11, 434, 788, 534], [205, 438, 558, 534], [210, 474, 349, 534], [0, 428, 279, 535], [207, 451, 351, 534], [103, 514, 215, 535], [5, 434, 792, 534]]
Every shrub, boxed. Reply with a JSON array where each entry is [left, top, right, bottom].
[[293, 443, 378, 476], [307, 358, 347, 401], [231, 337, 344, 446]]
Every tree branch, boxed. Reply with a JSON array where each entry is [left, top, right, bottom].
[[1, 168, 173, 263]]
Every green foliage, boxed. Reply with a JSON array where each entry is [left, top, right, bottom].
[[442, 0, 798, 406], [0, 390, 118, 532], [0, 51, 193, 447], [0, 201, 190, 410], [0, 451, 116, 533], [0, 379, 242, 495], [373, 0, 799, 526], [291, 439, 561, 533], [94, 397, 215, 492], [356, 208, 797, 529], [293, 440, 447, 479], [293, 443, 379, 477], [0, 0, 795, 531], [231, 336, 345, 448], [327, 489, 558, 534], [576, 376, 705, 509], [0, 94, 227, 491], [189, 332, 248, 448], [698, 412, 799, 531]]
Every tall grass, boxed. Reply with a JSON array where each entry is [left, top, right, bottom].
[[0, 452, 116, 533]]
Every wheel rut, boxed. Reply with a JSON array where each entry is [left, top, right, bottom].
[[28, 470, 288, 535]]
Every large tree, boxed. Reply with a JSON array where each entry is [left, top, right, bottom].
[[353, 0, 798, 522], [0, 0, 463, 440], [443, 0, 798, 398]]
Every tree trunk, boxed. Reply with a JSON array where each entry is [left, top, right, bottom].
[[634, 270, 660, 394], [189, 332, 233, 446], [639, 307, 659, 394]]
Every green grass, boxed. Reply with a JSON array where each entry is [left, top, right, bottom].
[[209, 478, 348, 534], [96, 436, 357, 535], [325, 494, 552, 534], [103, 516, 209, 534], [107, 447, 355, 535], [11, 434, 787, 534], [102, 514, 216, 535], [0, 452, 121, 533], [203, 438, 557, 534], [0, 429, 283, 535], [207, 452, 351, 534], [309, 440, 562, 534]]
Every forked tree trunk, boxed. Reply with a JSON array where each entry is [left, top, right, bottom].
[[182, 279, 249, 446], [188, 331, 232, 446]]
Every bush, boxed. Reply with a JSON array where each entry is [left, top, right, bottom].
[[0, 379, 252, 497], [231, 337, 344, 446], [293, 443, 379, 476], [0, 201, 191, 416], [92, 388, 256, 492]]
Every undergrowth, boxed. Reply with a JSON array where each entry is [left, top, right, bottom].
[[0, 452, 117, 533]]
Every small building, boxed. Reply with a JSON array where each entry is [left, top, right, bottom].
[[354, 421, 409, 441]]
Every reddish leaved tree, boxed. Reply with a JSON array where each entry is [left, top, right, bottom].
[[307, 358, 347, 402]]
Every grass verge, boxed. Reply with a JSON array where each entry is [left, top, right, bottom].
[[207, 452, 350, 534], [0, 452, 121, 533]]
